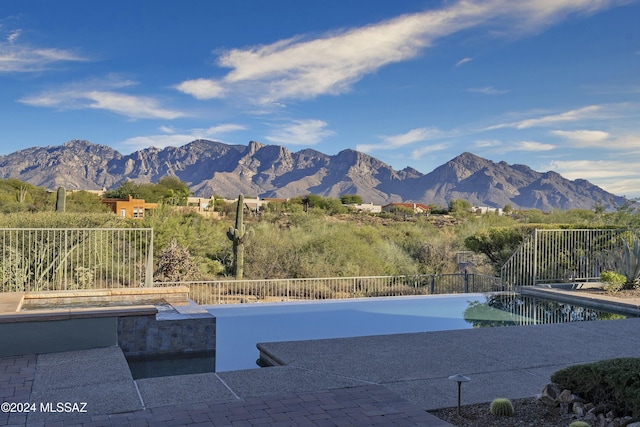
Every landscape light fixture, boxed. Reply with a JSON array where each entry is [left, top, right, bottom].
[[448, 373, 471, 416]]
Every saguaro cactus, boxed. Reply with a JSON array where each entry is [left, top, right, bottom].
[[55, 186, 66, 212], [226, 194, 251, 279]]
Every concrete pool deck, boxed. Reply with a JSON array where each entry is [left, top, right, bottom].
[[2, 289, 640, 426]]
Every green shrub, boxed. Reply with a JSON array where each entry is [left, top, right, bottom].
[[551, 358, 640, 417], [489, 398, 514, 416], [601, 270, 627, 292], [568, 422, 591, 427]]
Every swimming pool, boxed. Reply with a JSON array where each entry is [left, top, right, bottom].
[[206, 292, 623, 372]]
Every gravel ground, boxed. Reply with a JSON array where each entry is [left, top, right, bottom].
[[430, 397, 581, 427]]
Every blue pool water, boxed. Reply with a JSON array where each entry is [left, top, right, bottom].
[[206, 292, 624, 372], [207, 293, 494, 372]]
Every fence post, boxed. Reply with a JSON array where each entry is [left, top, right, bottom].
[[533, 229, 538, 287], [145, 230, 154, 287], [430, 275, 435, 294], [464, 271, 469, 293]]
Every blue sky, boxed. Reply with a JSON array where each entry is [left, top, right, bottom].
[[1, 0, 639, 198]]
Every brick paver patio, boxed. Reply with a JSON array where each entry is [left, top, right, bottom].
[[1, 353, 452, 427]]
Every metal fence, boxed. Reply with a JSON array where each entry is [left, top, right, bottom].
[[500, 228, 634, 289], [155, 273, 503, 305], [0, 228, 154, 292]]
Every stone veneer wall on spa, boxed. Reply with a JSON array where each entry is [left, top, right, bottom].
[[117, 307, 216, 357]]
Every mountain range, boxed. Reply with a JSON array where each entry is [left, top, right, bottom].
[[0, 139, 627, 211]]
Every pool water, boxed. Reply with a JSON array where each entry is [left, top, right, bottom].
[[126, 350, 216, 379], [208, 292, 622, 372]]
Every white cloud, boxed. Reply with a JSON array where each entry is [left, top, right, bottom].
[[454, 57, 473, 67], [494, 140, 556, 153], [20, 77, 185, 120], [473, 139, 502, 148], [357, 127, 441, 152], [174, 78, 225, 99], [487, 105, 603, 130], [546, 158, 640, 197], [468, 86, 509, 95], [0, 29, 87, 72], [551, 129, 640, 151], [159, 125, 176, 134], [265, 119, 334, 145], [515, 141, 555, 151], [411, 143, 449, 159], [548, 159, 634, 179], [203, 124, 246, 134], [7, 29, 21, 43], [120, 123, 246, 152], [176, 0, 624, 104], [551, 129, 609, 143], [85, 91, 184, 119]]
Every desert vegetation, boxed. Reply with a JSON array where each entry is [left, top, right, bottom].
[[552, 358, 640, 419], [1, 178, 640, 281]]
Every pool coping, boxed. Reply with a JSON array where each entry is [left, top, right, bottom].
[[0, 287, 192, 323]]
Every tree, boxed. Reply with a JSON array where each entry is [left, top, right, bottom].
[[103, 176, 191, 205], [593, 200, 605, 215], [340, 194, 363, 205], [464, 227, 528, 274], [448, 199, 472, 217], [297, 194, 345, 214], [104, 181, 140, 199], [66, 191, 111, 213], [158, 176, 190, 206]]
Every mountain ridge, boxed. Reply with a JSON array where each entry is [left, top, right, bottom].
[[0, 139, 627, 211]]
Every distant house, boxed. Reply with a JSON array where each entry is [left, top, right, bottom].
[[472, 206, 504, 216], [240, 197, 291, 213], [345, 202, 382, 213], [262, 197, 288, 204], [101, 195, 157, 219], [382, 202, 431, 214], [186, 196, 211, 212]]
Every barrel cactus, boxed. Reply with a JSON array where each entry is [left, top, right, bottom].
[[55, 186, 66, 212], [226, 194, 252, 279], [568, 422, 591, 427], [490, 398, 514, 416]]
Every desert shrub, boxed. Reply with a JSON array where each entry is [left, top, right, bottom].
[[551, 358, 640, 417], [601, 270, 627, 292], [154, 239, 200, 282], [66, 191, 111, 213], [0, 212, 119, 228], [242, 218, 423, 279]]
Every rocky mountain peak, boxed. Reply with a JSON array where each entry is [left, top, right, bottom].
[[0, 139, 628, 210]]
